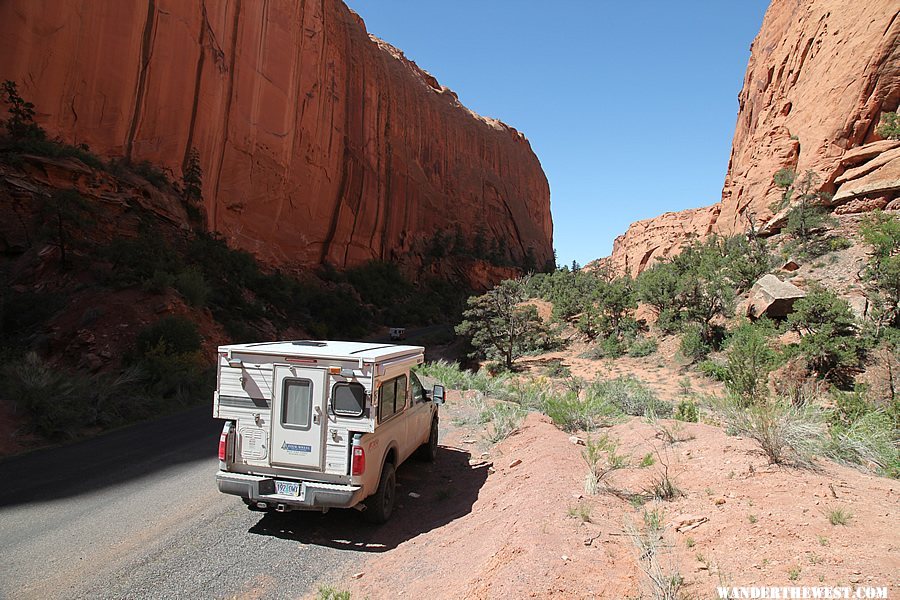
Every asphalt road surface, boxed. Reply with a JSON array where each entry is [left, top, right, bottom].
[[0, 406, 365, 600]]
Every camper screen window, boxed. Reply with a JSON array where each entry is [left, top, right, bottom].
[[282, 379, 313, 430], [378, 375, 408, 422], [332, 382, 366, 417]]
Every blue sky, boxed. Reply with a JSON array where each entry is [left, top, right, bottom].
[[344, 1, 771, 268]]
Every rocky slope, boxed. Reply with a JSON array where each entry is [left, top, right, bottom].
[[608, 0, 899, 277], [0, 0, 552, 270]]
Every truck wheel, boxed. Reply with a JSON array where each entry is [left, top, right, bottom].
[[417, 417, 439, 462], [364, 462, 396, 524]]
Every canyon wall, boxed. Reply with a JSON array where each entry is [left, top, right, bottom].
[[0, 0, 553, 270], [609, 0, 899, 277]]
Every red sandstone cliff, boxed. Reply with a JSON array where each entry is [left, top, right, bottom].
[[0, 0, 552, 270], [607, 0, 899, 277]]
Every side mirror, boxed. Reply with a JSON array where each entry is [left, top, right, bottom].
[[432, 384, 445, 405]]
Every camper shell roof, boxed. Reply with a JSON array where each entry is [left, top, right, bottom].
[[219, 340, 425, 364]]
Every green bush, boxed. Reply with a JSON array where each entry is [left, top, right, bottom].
[[481, 401, 526, 443], [788, 288, 859, 382], [627, 336, 658, 357], [590, 376, 673, 418], [721, 396, 823, 466], [725, 320, 778, 404], [679, 325, 710, 362], [675, 399, 699, 423], [1, 352, 152, 439], [175, 267, 211, 307], [543, 388, 622, 432], [825, 410, 899, 478], [698, 360, 729, 382], [135, 316, 202, 357], [876, 111, 900, 140], [545, 359, 572, 378]]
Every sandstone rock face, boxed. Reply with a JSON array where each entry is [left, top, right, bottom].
[[607, 205, 719, 277], [608, 0, 899, 276], [0, 0, 552, 271]]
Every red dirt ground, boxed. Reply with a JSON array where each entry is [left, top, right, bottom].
[[322, 362, 898, 599]]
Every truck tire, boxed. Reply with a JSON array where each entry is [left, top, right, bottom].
[[417, 417, 439, 462], [363, 462, 396, 524]]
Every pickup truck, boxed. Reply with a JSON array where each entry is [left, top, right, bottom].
[[213, 340, 443, 523]]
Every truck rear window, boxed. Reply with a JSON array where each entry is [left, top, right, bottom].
[[332, 382, 366, 417]]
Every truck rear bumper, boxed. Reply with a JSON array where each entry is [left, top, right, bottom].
[[216, 470, 365, 510]]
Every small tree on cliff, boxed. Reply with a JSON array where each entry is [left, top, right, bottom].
[[182, 148, 203, 204], [772, 169, 836, 256], [455, 277, 547, 370], [876, 112, 900, 140], [1, 80, 44, 140]]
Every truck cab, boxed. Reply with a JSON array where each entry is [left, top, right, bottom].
[[213, 341, 443, 523]]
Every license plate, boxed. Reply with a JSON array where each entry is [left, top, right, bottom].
[[275, 481, 300, 496]]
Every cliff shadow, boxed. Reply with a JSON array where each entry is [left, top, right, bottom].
[[247, 446, 487, 552]]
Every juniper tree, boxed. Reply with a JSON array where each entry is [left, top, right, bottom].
[[455, 277, 546, 369]]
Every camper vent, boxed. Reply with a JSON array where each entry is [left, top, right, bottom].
[[292, 341, 327, 347]]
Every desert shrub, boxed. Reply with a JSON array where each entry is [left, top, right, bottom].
[[876, 111, 900, 140], [698, 359, 729, 382], [542, 388, 622, 432], [582, 433, 629, 495], [788, 288, 860, 382], [131, 160, 170, 189], [316, 586, 351, 600], [481, 401, 526, 443], [825, 410, 899, 478], [590, 376, 673, 418], [626, 510, 684, 600], [628, 336, 658, 357], [860, 211, 900, 329], [725, 320, 778, 404], [0, 289, 66, 339], [174, 267, 211, 307], [104, 229, 183, 287], [1, 352, 151, 438], [679, 324, 710, 362], [415, 360, 509, 397], [135, 316, 202, 357], [674, 400, 699, 423], [544, 359, 571, 378], [772, 169, 837, 258], [721, 396, 823, 466]]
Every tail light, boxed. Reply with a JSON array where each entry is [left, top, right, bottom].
[[218, 421, 233, 462], [351, 445, 366, 476]]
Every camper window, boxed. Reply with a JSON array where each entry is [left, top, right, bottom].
[[332, 381, 366, 417], [282, 379, 313, 430], [378, 374, 408, 422]]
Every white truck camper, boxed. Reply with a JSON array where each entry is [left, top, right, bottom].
[[213, 340, 444, 523]]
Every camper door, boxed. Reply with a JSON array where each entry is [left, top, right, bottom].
[[270, 364, 326, 470]]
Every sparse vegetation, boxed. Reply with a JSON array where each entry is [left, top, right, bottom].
[[721, 396, 823, 466], [827, 507, 852, 526], [582, 434, 629, 495], [626, 510, 684, 600], [480, 401, 526, 443], [316, 586, 351, 600], [567, 502, 593, 523]]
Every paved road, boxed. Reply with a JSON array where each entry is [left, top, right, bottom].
[[0, 406, 363, 600]]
